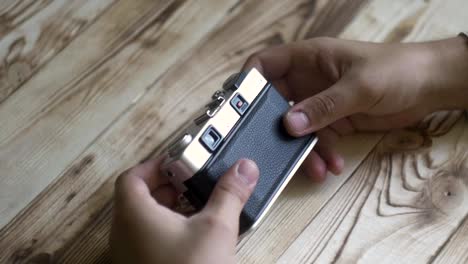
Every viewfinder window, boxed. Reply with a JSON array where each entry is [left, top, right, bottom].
[[200, 126, 222, 152]]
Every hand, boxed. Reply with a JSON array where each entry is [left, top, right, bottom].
[[110, 158, 259, 264], [244, 36, 468, 182]]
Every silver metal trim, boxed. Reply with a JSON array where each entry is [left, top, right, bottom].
[[248, 136, 319, 232], [206, 96, 225, 117], [162, 69, 267, 192]]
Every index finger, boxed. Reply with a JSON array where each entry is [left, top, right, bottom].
[[114, 157, 168, 204], [242, 44, 293, 80]]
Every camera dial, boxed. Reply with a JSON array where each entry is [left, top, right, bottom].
[[168, 133, 192, 157], [222, 72, 246, 91]]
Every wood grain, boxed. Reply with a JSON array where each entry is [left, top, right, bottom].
[[277, 112, 466, 264], [432, 209, 468, 263], [1, 0, 467, 263], [0, 0, 238, 230], [273, 0, 468, 261], [0, 0, 370, 262], [0, 0, 116, 103], [0, 0, 174, 146]]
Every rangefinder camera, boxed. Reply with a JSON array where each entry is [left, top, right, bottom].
[[161, 68, 317, 234]]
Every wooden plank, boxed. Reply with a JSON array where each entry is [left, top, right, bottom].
[[0, 0, 373, 262], [0, 0, 173, 147], [276, 0, 468, 261], [432, 212, 468, 263], [340, 0, 427, 42], [0, 0, 116, 103], [278, 111, 466, 263], [0, 0, 237, 230], [0, 0, 175, 228]]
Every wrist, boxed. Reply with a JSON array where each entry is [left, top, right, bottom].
[[425, 36, 468, 110]]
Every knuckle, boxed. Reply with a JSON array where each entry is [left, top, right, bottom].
[[201, 213, 233, 234], [309, 37, 338, 54], [115, 169, 129, 186], [114, 169, 133, 197], [307, 94, 337, 118], [202, 213, 221, 227], [246, 51, 259, 61], [353, 73, 379, 100], [312, 36, 334, 46], [218, 180, 248, 205], [245, 52, 261, 66], [354, 73, 371, 90]]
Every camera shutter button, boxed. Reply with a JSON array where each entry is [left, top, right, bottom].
[[222, 72, 246, 91]]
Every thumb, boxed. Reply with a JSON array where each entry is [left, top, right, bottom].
[[202, 159, 259, 232], [284, 79, 364, 136]]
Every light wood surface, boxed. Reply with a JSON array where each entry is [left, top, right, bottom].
[[0, 0, 467, 263]]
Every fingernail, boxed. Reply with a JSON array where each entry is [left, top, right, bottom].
[[237, 160, 259, 185], [286, 111, 310, 133], [331, 156, 345, 176]]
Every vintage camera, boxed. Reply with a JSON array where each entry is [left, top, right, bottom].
[[161, 68, 317, 234]]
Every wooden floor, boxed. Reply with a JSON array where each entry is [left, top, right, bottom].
[[0, 0, 467, 263]]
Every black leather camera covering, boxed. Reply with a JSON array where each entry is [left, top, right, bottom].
[[184, 83, 316, 234]]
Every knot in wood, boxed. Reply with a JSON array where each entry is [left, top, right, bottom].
[[381, 129, 431, 153], [7, 61, 32, 86], [428, 171, 468, 215]]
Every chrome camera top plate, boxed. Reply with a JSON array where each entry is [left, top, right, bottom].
[[162, 68, 267, 192]]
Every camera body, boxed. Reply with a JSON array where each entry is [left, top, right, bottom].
[[161, 68, 317, 234]]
